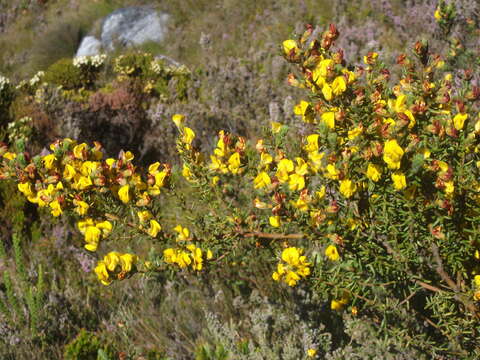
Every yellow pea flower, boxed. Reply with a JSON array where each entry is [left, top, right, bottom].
[[271, 121, 283, 134], [73, 143, 88, 160], [96, 220, 112, 237], [325, 245, 340, 261], [348, 126, 363, 140], [148, 220, 162, 237], [118, 184, 130, 203], [3, 152, 16, 160], [228, 152, 241, 174], [321, 111, 335, 129], [94, 262, 111, 285], [325, 164, 340, 180], [42, 154, 57, 170], [332, 75, 347, 96], [383, 139, 404, 170], [391, 171, 407, 190], [49, 200, 62, 217], [304, 134, 319, 153], [322, 83, 333, 101], [453, 113, 468, 130], [307, 349, 317, 357], [282, 39, 298, 55], [269, 216, 281, 228], [119, 253, 138, 272], [174, 225, 190, 241], [288, 173, 305, 191], [293, 100, 315, 123], [254, 171, 271, 189], [137, 210, 152, 223], [73, 199, 89, 216], [172, 114, 185, 129], [18, 182, 34, 197], [339, 179, 357, 198], [63, 164, 77, 181], [104, 252, 121, 271], [76, 176, 93, 190], [366, 163, 382, 182], [181, 127, 196, 145]]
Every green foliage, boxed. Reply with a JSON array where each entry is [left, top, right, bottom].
[[195, 344, 229, 360], [43, 58, 84, 90], [63, 329, 105, 360]]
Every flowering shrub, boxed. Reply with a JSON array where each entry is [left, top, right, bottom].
[[2, 9, 480, 358]]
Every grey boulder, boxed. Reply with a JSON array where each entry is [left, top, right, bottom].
[[75, 6, 169, 57]]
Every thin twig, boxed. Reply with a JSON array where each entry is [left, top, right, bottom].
[[240, 231, 303, 240]]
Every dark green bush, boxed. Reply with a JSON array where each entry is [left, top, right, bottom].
[[43, 58, 84, 90]]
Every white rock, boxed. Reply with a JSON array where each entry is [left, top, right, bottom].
[[100, 7, 169, 51], [75, 36, 102, 57]]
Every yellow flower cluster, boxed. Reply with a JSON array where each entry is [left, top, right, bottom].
[[77, 218, 112, 251], [209, 130, 246, 175], [163, 244, 213, 271], [272, 247, 311, 286], [2, 138, 171, 252], [94, 251, 138, 285]]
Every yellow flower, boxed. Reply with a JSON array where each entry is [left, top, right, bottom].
[[18, 182, 34, 197], [137, 210, 152, 223], [182, 164, 193, 180], [96, 220, 113, 237], [325, 245, 340, 261], [259, 152, 273, 169], [383, 139, 404, 170], [282, 39, 298, 55], [253, 171, 271, 189], [227, 152, 241, 174], [330, 299, 344, 311], [288, 173, 305, 191], [316, 185, 326, 199], [94, 262, 111, 285], [322, 83, 333, 101], [316, 59, 334, 78], [42, 154, 57, 170], [118, 184, 130, 203], [172, 114, 185, 129], [453, 113, 468, 130], [119, 253, 138, 272], [49, 199, 62, 217], [444, 181, 454, 196], [73, 143, 88, 160], [104, 252, 121, 271], [181, 127, 196, 145], [307, 349, 317, 357], [321, 111, 335, 129], [269, 216, 281, 228], [304, 134, 319, 153], [348, 126, 363, 140], [339, 179, 357, 198], [174, 225, 190, 241], [294, 101, 314, 123], [474, 275, 480, 288], [271, 121, 283, 134], [332, 76, 347, 96], [282, 247, 301, 265], [84, 226, 101, 251], [391, 171, 407, 190], [366, 163, 382, 182], [434, 8, 442, 20], [76, 176, 93, 190], [3, 152, 16, 160], [73, 200, 89, 216], [325, 164, 339, 180], [147, 220, 162, 237]]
